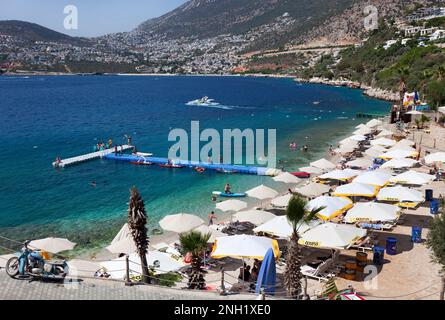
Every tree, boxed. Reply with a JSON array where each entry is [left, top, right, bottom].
[[127, 187, 150, 283], [426, 212, 445, 300], [397, 66, 410, 104], [428, 80, 445, 108], [436, 65, 445, 81], [179, 231, 211, 290], [284, 195, 324, 299]]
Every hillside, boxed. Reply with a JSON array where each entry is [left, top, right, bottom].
[[0, 20, 89, 46]]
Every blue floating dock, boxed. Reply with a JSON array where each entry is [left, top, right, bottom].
[[105, 153, 280, 176]]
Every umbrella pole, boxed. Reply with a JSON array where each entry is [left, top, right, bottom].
[[125, 254, 132, 287]]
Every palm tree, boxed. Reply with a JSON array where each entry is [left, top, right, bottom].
[[436, 65, 445, 81], [421, 70, 433, 100], [179, 231, 211, 290], [284, 195, 324, 299], [397, 66, 410, 105], [426, 211, 445, 300], [127, 187, 150, 283]]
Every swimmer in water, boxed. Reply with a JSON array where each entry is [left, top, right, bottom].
[[90, 181, 97, 187]]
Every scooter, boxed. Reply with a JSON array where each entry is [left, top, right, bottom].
[[5, 240, 68, 281]]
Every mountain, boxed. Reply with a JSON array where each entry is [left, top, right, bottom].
[[0, 20, 89, 46], [137, 0, 355, 45]]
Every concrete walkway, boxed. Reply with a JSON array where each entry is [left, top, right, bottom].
[[0, 271, 259, 300]]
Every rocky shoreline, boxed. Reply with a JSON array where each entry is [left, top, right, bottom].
[[295, 77, 399, 102]]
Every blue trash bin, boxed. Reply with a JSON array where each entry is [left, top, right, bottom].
[[412, 226, 422, 243], [425, 189, 433, 202], [373, 246, 385, 265], [386, 237, 397, 255], [430, 200, 439, 215]]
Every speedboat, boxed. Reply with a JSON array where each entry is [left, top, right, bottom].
[[186, 96, 220, 107]]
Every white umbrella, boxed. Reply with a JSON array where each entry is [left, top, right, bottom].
[[216, 199, 248, 212], [299, 166, 323, 175], [271, 193, 293, 208], [111, 223, 131, 245], [380, 158, 418, 169], [273, 172, 302, 184], [211, 235, 279, 260], [388, 145, 416, 152], [344, 202, 400, 223], [299, 222, 367, 249], [253, 216, 320, 239], [371, 138, 397, 147], [355, 123, 366, 129], [106, 238, 137, 255], [333, 182, 377, 198], [159, 213, 205, 233], [294, 182, 331, 198], [67, 259, 101, 277], [379, 149, 417, 160], [233, 210, 276, 226], [365, 145, 387, 158], [377, 186, 424, 202], [376, 129, 393, 138], [193, 225, 225, 243], [100, 251, 184, 279], [346, 158, 373, 169], [406, 110, 423, 115], [390, 170, 435, 185], [306, 196, 353, 221], [353, 171, 392, 187], [29, 237, 76, 254], [340, 135, 366, 143], [319, 169, 362, 181], [396, 139, 415, 147], [335, 144, 356, 154], [366, 119, 383, 128], [354, 126, 372, 135], [246, 184, 279, 200], [310, 158, 336, 171], [425, 152, 445, 164]]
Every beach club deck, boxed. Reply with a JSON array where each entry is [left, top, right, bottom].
[[104, 153, 281, 176], [52, 145, 133, 168]]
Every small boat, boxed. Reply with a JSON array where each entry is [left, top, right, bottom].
[[290, 172, 311, 178], [212, 191, 246, 198], [195, 167, 206, 173], [159, 163, 185, 169], [186, 96, 220, 107]]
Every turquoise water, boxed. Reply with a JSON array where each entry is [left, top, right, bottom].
[[0, 75, 390, 250]]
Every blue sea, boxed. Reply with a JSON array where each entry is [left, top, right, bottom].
[[0, 75, 390, 251]]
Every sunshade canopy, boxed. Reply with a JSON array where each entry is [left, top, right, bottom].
[[333, 182, 377, 198], [299, 223, 367, 249], [306, 196, 353, 221], [371, 138, 397, 147], [390, 170, 435, 185], [425, 152, 445, 164], [366, 119, 383, 128], [319, 169, 362, 181], [246, 185, 279, 200], [159, 213, 204, 233], [379, 149, 417, 160], [377, 186, 424, 202], [273, 172, 302, 184], [346, 158, 373, 169], [271, 193, 293, 208], [193, 225, 225, 243], [376, 129, 393, 138], [299, 166, 323, 175], [380, 158, 418, 169], [310, 158, 336, 170], [344, 202, 400, 223], [253, 216, 320, 239], [111, 223, 131, 245], [211, 235, 280, 260], [233, 210, 276, 226], [354, 126, 372, 135], [353, 171, 392, 187], [365, 145, 387, 158], [216, 199, 248, 212], [106, 238, 137, 255], [294, 182, 331, 198], [29, 237, 76, 254]]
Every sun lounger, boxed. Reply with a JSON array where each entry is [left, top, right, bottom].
[[301, 258, 336, 282], [347, 236, 374, 251], [357, 222, 395, 231]]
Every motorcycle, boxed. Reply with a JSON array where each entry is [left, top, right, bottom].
[[5, 240, 68, 281]]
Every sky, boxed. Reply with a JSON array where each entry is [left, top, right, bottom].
[[0, 0, 188, 37]]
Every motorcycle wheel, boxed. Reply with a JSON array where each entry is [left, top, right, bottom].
[[5, 257, 20, 278]]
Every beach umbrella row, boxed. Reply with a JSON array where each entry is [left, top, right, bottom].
[[352, 170, 392, 187], [306, 196, 353, 221], [253, 216, 321, 239]]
